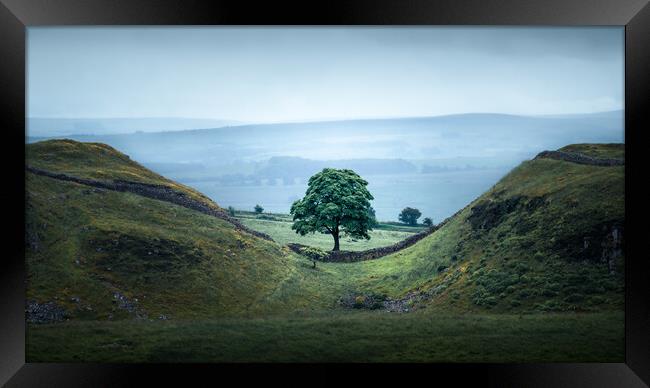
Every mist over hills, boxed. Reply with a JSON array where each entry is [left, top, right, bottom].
[[28, 111, 624, 220], [28, 110, 624, 163], [27, 117, 244, 137]]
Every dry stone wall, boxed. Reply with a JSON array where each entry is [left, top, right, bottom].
[[26, 166, 274, 241]]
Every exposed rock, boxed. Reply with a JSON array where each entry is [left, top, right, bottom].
[[555, 222, 624, 267], [26, 301, 66, 324], [112, 291, 148, 319], [338, 292, 386, 310], [468, 195, 545, 232], [468, 196, 525, 230]]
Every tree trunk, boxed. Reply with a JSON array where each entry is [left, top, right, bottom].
[[332, 229, 340, 251]]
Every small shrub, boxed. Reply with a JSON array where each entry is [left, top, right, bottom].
[[299, 247, 329, 261], [514, 262, 529, 275], [589, 295, 606, 305], [535, 300, 563, 312], [564, 286, 580, 294], [564, 293, 584, 303], [540, 289, 558, 297], [227, 206, 236, 217], [472, 287, 497, 306], [583, 285, 606, 294], [516, 289, 531, 300]]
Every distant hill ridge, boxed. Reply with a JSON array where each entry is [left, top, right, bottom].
[[535, 150, 624, 166]]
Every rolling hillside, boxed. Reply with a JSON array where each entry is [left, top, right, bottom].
[[25, 140, 340, 321], [25, 140, 625, 362], [329, 143, 624, 313], [26, 140, 625, 319]]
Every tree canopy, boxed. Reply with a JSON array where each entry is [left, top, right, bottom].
[[290, 168, 374, 251], [399, 207, 422, 226]]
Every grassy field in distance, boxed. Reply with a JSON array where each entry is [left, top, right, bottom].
[[234, 210, 427, 251]]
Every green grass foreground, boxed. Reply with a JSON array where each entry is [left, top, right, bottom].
[[27, 311, 623, 363]]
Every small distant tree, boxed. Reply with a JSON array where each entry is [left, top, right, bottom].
[[399, 207, 422, 226], [254, 204, 264, 214], [368, 206, 378, 227], [290, 168, 374, 251], [227, 206, 236, 217], [422, 217, 434, 227]]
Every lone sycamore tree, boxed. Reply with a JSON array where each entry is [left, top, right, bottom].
[[290, 168, 375, 251]]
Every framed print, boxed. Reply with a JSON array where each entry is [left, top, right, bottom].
[[1, 0, 649, 386]]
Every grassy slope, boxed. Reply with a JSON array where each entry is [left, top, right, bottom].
[[26, 141, 625, 362], [27, 139, 221, 211], [26, 140, 625, 316], [26, 140, 349, 319], [321, 144, 625, 313]]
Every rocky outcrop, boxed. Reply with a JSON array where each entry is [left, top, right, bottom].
[[534, 150, 624, 166], [26, 166, 273, 242], [26, 300, 66, 324], [468, 195, 525, 230], [601, 225, 624, 275], [467, 195, 547, 232]]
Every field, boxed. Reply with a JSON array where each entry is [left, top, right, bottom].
[[27, 310, 623, 363], [234, 210, 425, 251]]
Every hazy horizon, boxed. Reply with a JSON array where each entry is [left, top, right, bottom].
[[27, 109, 624, 138]]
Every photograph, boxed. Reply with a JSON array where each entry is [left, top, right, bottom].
[[24, 26, 626, 363]]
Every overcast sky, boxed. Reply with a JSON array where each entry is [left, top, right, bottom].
[[28, 27, 624, 122]]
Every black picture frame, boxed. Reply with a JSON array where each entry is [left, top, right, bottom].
[[1, 0, 648, 386]]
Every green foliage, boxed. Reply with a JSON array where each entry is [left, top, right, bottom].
[[227, 206, 236, 217], [398, 207, 422, 226], [422, 217, 434, 227], [254, 204, 264, 214], [290, 168, 375, 251]]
